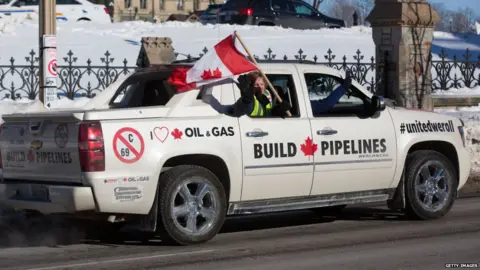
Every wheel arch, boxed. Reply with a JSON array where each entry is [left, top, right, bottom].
[[388, 140, 459, 210], [140, 153, 233, 233], [161, 154, 231, 202]]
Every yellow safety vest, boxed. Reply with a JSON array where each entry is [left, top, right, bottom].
[[250, 91, 273, 117]]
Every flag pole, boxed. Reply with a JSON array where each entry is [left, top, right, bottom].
[[233, 31, 292, 117]]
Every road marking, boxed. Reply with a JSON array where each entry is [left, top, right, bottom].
[[26, 249, 215, 270]]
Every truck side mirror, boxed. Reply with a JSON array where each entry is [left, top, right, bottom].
[[372, 95, 386, 112]]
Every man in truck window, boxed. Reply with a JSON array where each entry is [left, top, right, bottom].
[[228, 71, 291, 118]]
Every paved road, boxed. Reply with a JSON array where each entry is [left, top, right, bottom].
[[0, 197, 479, 270]]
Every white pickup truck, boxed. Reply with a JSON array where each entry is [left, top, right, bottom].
[[0, 61, 471, 245]]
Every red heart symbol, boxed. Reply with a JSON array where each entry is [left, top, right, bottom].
[[153, 127, 169, 143]]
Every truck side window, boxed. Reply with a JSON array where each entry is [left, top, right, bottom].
[[304, 73, 369, 117], [263, 73, 300, 117]]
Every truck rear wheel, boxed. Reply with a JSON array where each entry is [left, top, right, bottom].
[[404, 150, 457, 220], [156, 165, 227, 245]]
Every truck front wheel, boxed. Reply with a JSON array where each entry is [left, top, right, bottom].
[[404, 150, 457, 220], [156, 165, 227, 245]]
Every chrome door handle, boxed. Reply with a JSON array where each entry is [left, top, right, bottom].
[[246, 131, 268, 137], [317, 129, 337, 135]]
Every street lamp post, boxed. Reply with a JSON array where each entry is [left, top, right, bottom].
[[38, 0, 57, 108]]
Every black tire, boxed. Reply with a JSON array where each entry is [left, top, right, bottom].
[[156, 165, 227, 246], [404, 150, 457, 220]]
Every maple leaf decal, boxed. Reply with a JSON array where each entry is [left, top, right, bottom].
[[171, 128, 183, 140], [200, 68, 222, 80], [300, 137, 318, 159], [27, 150, 35, 163]]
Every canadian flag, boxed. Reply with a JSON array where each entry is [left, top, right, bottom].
[[168, 33, 259, 92]]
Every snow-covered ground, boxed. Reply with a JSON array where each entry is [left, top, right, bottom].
[[0, 17, 480, 177]]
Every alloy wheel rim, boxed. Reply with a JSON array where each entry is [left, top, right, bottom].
[[170, 178, 218, 235], [414, 162, 449, 212]]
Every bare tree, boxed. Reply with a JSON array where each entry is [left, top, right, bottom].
[[356, 0, 374, 25], [328, 0, 357, 26], [431, 3, 452, 32], [450, 7, 476, 33], [327, 0, 373, 26]]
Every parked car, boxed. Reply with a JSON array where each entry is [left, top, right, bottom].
[[0, 0, 112, 23], [217, 0, 345, 29], [199, 3, 223, 24]]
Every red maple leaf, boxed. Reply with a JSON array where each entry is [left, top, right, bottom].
[[300, 137, 318, 159], [201, 69, 213, 80], [200, 68, 222, 80], [212, 67, 222, 78], [171, 128, 183, 140], [27, 150, 35, 163]]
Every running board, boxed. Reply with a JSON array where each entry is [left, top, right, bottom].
[[227, 188, 396, 215]]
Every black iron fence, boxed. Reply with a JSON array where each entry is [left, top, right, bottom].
[[0, 47, 478, 100], [431, 48, 480, 91]]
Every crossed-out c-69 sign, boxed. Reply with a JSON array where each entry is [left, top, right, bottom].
[[113, 127, 145, 164], [47, 59, 57, 77]]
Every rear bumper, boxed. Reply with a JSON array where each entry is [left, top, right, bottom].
[[0, 183, 96, 214]]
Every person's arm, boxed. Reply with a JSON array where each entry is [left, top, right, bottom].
[[311, 70, 353, 115], [311, 85, 345, 114], [228, 75, 255, 116]]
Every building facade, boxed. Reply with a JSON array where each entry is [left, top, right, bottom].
[[112, 0, 215, 22]]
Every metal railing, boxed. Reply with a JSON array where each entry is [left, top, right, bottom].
[[0, 47, 478, 100]]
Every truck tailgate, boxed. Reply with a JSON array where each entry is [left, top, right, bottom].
[[0, 111, 85, 184]]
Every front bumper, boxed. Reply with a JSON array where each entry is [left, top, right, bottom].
[[0, 183, 96, 214]]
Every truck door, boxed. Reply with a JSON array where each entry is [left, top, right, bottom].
[[236, 66, 315, 201], [296, 66, 397, 196]]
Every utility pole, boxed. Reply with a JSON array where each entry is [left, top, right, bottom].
[[38, 0, 57, 108]]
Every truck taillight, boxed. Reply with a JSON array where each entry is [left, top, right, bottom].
[[104, 7, 109, 14], [239, 8, 253, 16], [78, 121, 105, 172]]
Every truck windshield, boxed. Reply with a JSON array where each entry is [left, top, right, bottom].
[[0, 0, 12, 4]]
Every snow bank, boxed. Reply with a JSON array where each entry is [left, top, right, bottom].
[[432, 86, 480, 97]]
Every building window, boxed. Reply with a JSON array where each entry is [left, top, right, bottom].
[[177, 0, 183, 10], [194, 0, 199, 10], [159, 0, 164, 9], [209, 0, 215, 4], [140, 0, 147, 9], [124, 0, 131, 8]]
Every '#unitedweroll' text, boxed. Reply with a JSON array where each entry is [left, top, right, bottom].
[[400, 120, 455, 134]]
